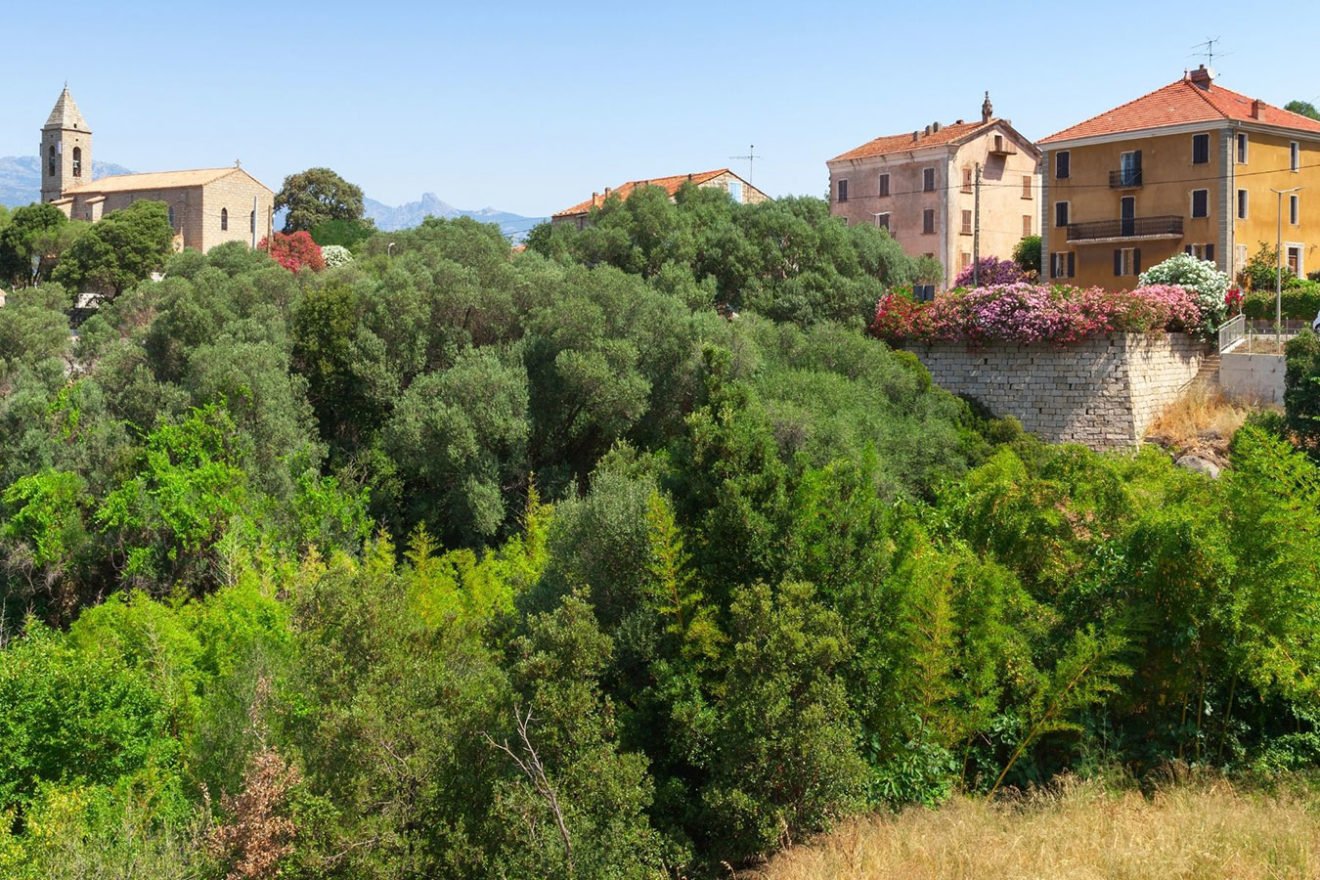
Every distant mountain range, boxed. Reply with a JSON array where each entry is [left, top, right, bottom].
[[0, 157, 546, 242], [364, 193, 545, 241], [0, 155, 133, 207]]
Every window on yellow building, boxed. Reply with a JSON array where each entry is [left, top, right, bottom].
[[1051, 252, 1075, 279], [1291, 194, 1300, 225], [1237, 189, 1248, 220], [1114, 247, 1140, 276], [1054, 201, 1069, 228], [1236, 133, 1248, 164], [1192, 134, 1210, 165], [1055, 151, 1070, 179], [1191, 189, 1209, 218], [1287, 244, 1303, 275], [1291, 142, 1301, 172]]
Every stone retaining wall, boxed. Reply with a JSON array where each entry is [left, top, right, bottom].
[[907, 333, 1211, 450]]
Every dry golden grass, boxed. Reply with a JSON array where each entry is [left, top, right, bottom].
[[751, 778, 1320, 880], [1147, 388, 1256, 461]]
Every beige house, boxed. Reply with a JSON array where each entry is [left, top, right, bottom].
[[40, 87, 274, 253], [552, 168, 768, 228], [827, 94, 1041, 284]]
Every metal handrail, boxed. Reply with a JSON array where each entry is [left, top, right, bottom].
[[1218, 313, 1246, 353], [1108, 169, 1143, 188], [1066, 214, 1182, 241]]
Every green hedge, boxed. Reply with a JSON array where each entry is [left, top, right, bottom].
[[1242, 281, 1320, 320]]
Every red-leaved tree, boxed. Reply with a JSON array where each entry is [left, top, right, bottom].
[[259, 230, 325, 273]]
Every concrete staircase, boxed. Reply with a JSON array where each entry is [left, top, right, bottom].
[[1185, 352, 1221, 395]]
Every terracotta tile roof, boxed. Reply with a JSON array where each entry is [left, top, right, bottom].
[[553, 168, 731, 217], [65, 167, 272, 195], [1040, 71, 1320, 144], [830, 120, 997, 162]]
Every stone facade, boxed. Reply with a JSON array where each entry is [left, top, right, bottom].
[[907, 333, 1211, 449], [39, 87, 273, 253]]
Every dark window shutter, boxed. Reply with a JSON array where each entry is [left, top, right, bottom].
[[1114, 249, 1122, 276], [1067, 252, 1076, 278], [1133, 149, 1142, 171], [1185, 245, 1193, 255], [1206, 243, 1215, 263], [1134, 248, 1142, 274]]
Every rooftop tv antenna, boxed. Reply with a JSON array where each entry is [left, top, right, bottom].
[[1191, 37, 1222, 67], [730, 144, 761, 184]]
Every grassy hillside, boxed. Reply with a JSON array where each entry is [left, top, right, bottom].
[[754, 777, 1320, 880]]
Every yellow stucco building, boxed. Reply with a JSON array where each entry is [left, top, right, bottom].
[[1038, 66, 1320, 289]]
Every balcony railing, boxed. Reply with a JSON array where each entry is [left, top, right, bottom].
[[1108, 168, 1143, 188], [1066, 214, 1182, 242]]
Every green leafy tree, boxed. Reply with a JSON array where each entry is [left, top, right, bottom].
[[1013, 234, 1042, 277], [1284, 330, 1320, 452], [1286, 100, 1320, 121], [53, 200, 173, 297], [275, 167, 365, 233], [0, 203, 72, 286]]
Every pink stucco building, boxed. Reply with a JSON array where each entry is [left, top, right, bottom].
[[827, 94, 1041, 285]]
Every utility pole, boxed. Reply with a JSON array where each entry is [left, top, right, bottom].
[[730, 145, 761, 184], [972, 162, 982, 286]]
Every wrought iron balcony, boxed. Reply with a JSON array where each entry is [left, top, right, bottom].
[[1108, 168, 1143, 188], [1066, 214, 1182, 242]]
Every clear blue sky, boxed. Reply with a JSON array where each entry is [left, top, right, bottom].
[[3, 1, 1318, 217]]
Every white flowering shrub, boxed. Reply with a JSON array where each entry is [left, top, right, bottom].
[[1139, 253, 1229, 333], [321, 245, 354, 269]]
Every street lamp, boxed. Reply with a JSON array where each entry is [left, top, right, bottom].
[[1271, 186, 1303, 349]]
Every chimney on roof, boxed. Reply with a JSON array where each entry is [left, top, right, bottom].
[[1188, 64, 1215, 90], [924, 124, 931, 136], [1252, 98, 1263, 119], [912, 130, 919, 141], [605, 186, 612, 196], [932, 121, 941, 133], [955, 118, 964, 125], [981, 91, 993, 123]]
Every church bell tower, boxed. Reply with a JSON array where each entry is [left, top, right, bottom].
[[40, 86, 92, 203]]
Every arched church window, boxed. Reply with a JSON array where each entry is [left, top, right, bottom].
[[72, 147, 82, 177], [221, 208, 229, 231], [47, 145, 55, 177]]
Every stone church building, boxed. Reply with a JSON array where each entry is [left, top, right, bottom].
[[40, 87, 275, 253]]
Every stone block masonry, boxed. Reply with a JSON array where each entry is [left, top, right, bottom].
[[907, 334, 1211, 450]]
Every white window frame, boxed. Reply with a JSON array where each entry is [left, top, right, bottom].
[[1050, 251, 1072, 279], [1237, 188, 1249, 220], [1291, 141, 1301, 172], [1236, 132, 1249, 164], [1190, 188, 1210, 219], [1055, 150, 1070, 180], [1119, 247, 1137, 276], [1054, 200, 1070, 228], [1287, 242, 1304, 276], [874, 212, 890, 230]]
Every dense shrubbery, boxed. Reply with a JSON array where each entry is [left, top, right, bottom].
[[1243, 280, 1320, 320], [952, 255, 1026, 289], [872, 282, 1203, 346], [3, 192, 1320, 878], [1138, 252, 1229, 332]]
